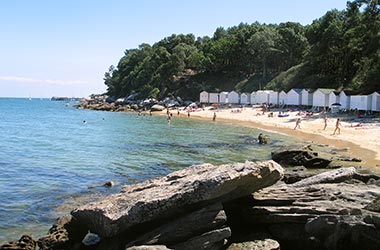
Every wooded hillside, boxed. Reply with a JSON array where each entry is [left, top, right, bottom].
[[104, 0, 380, 100]]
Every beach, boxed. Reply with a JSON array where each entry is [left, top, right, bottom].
[[170, 106, 380, 170]]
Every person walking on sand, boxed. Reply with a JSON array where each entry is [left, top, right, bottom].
[[323, 116, 328, 130], [333, 118, 341, 135], [294, 118, 301, 130]]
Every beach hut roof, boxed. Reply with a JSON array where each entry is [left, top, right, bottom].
[[288, 88, 303, 94], [313, 88, 335, 94]]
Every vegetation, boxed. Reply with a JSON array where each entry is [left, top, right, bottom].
[[104, 0, 380, 100]]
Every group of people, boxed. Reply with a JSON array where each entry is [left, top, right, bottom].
[[293, 116, 342, 135]]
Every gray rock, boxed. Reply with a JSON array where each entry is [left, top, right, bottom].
[[225, 167, 380, 250], [226, 239, 280, 250], [126, 203, 226, 247], [71, 161, 283, 238], [171, 227, 231, 250], [126, 246, 172, 250], [271, 148, 331, 168], [150, 105, 165, 111], [0, 235, 36, 250]]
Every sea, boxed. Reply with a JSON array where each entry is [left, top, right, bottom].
[[0, 98, 301, 243]]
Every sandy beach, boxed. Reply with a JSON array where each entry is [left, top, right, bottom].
[[167, 106, 380, 171]]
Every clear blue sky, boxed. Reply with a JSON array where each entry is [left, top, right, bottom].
[[0, 0, 349, 98]]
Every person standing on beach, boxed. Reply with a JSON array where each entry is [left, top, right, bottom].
[[323, 116, 328, 130], [333, 118, 341, 135], [294, 118, 301, 130], [213, 112, 216, 121]]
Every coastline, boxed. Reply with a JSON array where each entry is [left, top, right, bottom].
[[166, 106, 380, 171]]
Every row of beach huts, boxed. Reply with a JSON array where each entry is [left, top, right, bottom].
[[199, 89, 380, 112]]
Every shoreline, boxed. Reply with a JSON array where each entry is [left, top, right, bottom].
[[166, 107, 380, 171]]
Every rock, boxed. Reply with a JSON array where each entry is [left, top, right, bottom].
[[150, 105, 165, 111], [82, 231, 101, 246], [224, 167, 380, 250], [126, 246, 172, 250], [102, 181, 114, 188], [171, 227, 231, 250], [289, 167, 356, 187], [282, 166, 315, 184], [271, 148, 331, 168], [226, 239, 280, 250], [306, 215, 380, 250], [37, 215, 87, 250], [126, 203, 226, 247], [0, 235, 36, 250], [71, 160, 283, 238]]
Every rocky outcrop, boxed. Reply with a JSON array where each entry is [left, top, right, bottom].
[[0, 235, 36, 250], [225, 167, 380, 250], [3, 159, 380, 250], [271, 148, 331, 168], [71, 160, 283, 238]]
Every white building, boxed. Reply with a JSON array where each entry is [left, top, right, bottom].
[[199, 91, 209, 103], [268, 91, 279, 105], [250, 91, 257, 104], [286, 88, 302, 106], [350, 95, 370, 110], [278, 91, 287, 105], [328, 91, 338, 107], [312, 88, 335, 107], [219, 92, 229, 104], [209, 93, 219, 103], [338, 91, 349, 110], [370, 92, 380, 111], [228, 91, 239, 104], [301, 89, 313, 106], [240, 93, 250, 105]]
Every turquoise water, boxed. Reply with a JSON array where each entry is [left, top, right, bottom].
[[0, 98, 300, 243]]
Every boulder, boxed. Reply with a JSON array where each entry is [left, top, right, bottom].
[[271, 148, 331, 168], [126, 246, 172, 250], [126, 203, 226, 247], [150, 105, 165, 111], [225, 167, 380, 250], [0, 235, 36, 250], [226, 239, 280, 250], [171, 227, 231, 250], [71, 161, 283, 238]]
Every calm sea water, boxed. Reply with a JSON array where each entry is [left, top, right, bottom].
[[0, 98, 300, 243]]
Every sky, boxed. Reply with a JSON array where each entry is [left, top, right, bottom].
[[0, 0, 349, 98]]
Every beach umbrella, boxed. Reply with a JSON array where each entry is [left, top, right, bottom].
[[331, 103, 341, 106]]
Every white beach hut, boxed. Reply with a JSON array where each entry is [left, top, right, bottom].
[[255, 90, 268, 104], [209, 93, 219, 104], [370, 92, 380, 111], [312, 88, 335, 107], [268, 91, 279, 105], [328, 91, 339, 107], [199, 91, 209, 103], [338, 91, 349, 110], [278, 91, 287, 106], [301, 89, 313, 106], [286, 88, 302, 106], [350, 95, 370, 111], [250, 91, 257, 105], [228, 91, 239, 104], [219, 92, 229, 104], [240, 93, 250, 105]]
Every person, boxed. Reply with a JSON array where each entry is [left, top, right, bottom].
[[294, 118, 301, 130], [213, 112, 216, 121], [258, 133, 270, 144], [333, 118, 341, 135], [323, 116, 328, 130]]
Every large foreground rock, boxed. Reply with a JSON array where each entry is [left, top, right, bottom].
[[71, 160, 283, 238], [225, 167, 380, 250]]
